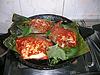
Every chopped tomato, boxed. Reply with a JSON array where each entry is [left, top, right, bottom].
[[49, 21, 77, 48], [29, 19, 52, 33], [16, 36, 53, 59]]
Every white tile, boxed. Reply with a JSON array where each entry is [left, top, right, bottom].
[[0, 0, 64, 33], [19, 0, 35, 17], [20, 0, 64, 17], [63, 0, 100, 20], [0, 0, 21, 33]]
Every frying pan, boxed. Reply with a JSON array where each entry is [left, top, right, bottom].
[[2, 14, 94, 70], [11, 14, 73, 70]]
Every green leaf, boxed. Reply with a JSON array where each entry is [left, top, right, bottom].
[[61, 22, 78, 31], [59, 22, 90, 58], [47, 44, 66, 65], [47, 44, 66, 61], [10, 20, 32, 37], [65, 47, 78, 59], [46, 30, 51, 36], [12, 13, 29, 22], [21, 26, 32, 36], [3, 34, 17, 52], [4, 14, 32, 52], [49, 58, 60, 65], [9, 14, 31, 36], [45, 18, 52, 21], [76, 33, 90, 57]]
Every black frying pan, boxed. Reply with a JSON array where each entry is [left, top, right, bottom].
[[12, 14, 73, 70], [2, 14, 94, 70]]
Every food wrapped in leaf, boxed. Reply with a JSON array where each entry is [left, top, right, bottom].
[[16, 35, 53, 59], [29, 19, 53, 33], [3, 14, 90, 65], [10, 14, 53, 35], [49, 21, 77, 48]]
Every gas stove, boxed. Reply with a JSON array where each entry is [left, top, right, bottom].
[[1, 19, 100, 75], [2, 38, 100, 75]]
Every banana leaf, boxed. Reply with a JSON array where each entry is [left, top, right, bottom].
[[3, 14, 90, 65], [61, 22, 90, 58]]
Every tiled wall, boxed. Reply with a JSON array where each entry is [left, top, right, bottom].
[[0, 0, 100, 33]]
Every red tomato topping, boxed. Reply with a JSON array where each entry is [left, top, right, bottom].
[[30, 19, 52, 33], [49, 21, 77, 48], [16, 36, 53, 59]]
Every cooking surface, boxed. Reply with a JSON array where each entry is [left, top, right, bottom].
[[1, 20, 100, 75], [3, 51, 92, 75], [2, 37, 100, 75], [3, 42, 100, 75]]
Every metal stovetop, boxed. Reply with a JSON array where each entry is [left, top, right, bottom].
[[1, 20, 100, 75], [3, 37, 100, 75]]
